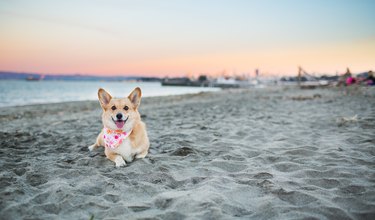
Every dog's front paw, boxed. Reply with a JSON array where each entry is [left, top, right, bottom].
[[114, 156, 126, 167], [88, 144, 96, 151], [135, 151, 148, 159]]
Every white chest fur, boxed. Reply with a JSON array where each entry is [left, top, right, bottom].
[[111, 138, 136, 162]]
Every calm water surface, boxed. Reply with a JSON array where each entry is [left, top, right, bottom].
[[0, 81, 220, 107]]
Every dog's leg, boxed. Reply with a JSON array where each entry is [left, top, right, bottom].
[[124, 155, 134, 163], [114, 156, 126, 167], [88, 131, 104, 151], [135, 137, 149, 159], [105, 148, 126, 167], [88, 143, 99, 151], [135, 149, 148, 159]]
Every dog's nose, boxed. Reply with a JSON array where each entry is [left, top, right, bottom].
[[116, 113, 123, 120]]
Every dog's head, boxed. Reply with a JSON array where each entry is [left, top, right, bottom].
[[98, 87, 142, 131]]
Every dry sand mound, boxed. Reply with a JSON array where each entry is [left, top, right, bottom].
[[1, 86, 374, 219]]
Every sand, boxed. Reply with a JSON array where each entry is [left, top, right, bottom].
[[0, 86, 374, 219]]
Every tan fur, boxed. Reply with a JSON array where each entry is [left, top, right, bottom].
[[88, 87, 150, 167]]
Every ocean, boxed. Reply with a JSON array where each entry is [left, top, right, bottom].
[[0, 80, 220, 107]]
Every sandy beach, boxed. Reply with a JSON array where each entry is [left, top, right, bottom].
[[0, 86, 374, 219]]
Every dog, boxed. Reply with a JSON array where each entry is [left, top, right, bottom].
[[88, 87, 149, 167]]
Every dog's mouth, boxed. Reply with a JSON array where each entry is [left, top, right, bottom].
[[111, 116, 129, 129]]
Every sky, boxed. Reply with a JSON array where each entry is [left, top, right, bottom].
[[0, 0, 374, 77]]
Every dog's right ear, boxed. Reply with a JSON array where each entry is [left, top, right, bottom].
[[98, 88, 112, 109]]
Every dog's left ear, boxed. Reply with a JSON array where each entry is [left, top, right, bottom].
[[128, 87, 142, 109]]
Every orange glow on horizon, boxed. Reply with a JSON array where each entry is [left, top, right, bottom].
[[1, 37, 374, 77]]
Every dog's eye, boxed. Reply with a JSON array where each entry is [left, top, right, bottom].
[[111, 106, 116, 110], [124, 106, 129, 111]]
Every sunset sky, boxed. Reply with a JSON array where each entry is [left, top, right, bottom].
[[0, 0, 374, 77]]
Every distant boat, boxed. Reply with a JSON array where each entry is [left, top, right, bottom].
[[26, 75, 45, 81], [214, 77, 241, 88]]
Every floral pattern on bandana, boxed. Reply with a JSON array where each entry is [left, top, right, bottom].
[[103, 127, 129, 149]]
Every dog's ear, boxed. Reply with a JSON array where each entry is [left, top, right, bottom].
[[98, 88, 112, 109], [128, 87, 142, 109]]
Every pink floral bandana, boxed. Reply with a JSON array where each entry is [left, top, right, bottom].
[[103, 127, 131, 149]]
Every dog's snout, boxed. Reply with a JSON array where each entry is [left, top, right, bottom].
[[116, 113, 123, 120]]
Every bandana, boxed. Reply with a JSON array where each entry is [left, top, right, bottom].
[[103, 127, 131, 149]]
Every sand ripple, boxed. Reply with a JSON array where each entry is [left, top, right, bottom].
[[1, 87, 375, 219]]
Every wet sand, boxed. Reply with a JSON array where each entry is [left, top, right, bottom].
[[0, 86, 374, 219]]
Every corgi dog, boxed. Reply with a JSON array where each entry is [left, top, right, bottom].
[[88, 87, 149, 167]]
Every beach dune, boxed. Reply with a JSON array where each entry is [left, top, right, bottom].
[[0, 86, 374, 219]]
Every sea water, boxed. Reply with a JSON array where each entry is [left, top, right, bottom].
[[0, 80, 220, 107]]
